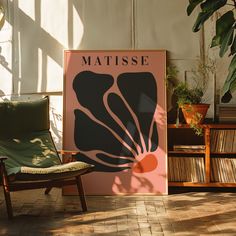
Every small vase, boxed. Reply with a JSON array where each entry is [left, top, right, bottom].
[[181, 104, 210, 125]]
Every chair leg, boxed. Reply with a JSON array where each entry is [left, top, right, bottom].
[[75, 175, 87, 212], [3, 184, 13, 219], [0, 165, 13, 219], [45, 187, 52, 195]]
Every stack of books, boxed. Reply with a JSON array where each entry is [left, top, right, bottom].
[[218, 104, 236, 123], [173, 145, 205, 152]]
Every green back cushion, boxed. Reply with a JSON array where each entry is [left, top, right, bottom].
[[0, 96, 49, 136], [0, 130, 61, 175]]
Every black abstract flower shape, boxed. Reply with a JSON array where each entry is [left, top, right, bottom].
[[73, 70, 159, 172], [117, 72, 157, 152], [73, 71, 138, 155], [107, 93, 142, 153], [150, 122, 158, 152], [74, 109, 135, 157]]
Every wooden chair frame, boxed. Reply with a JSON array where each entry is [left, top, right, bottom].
[[0, 151, 93, 219]]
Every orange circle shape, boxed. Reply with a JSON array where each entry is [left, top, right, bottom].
[[133, 154, 158, 173]]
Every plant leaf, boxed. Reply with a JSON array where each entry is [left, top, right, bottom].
[[187, 0, 204, 16], [219, 27, 234, 57], [193, 11, 213, 32], [216, 11, 234, 36], [221, 91, 232, 103], [230, 36, 236, 56], [200, 0, 226, 11], [222, 54, 236, 95], [227, 75, 236, 98], [211, 11, 235, 48], [211, 35, 221, 48], [222, 73, 236, 103], [192, 0, 227, 32]]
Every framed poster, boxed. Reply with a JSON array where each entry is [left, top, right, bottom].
[[63, 50, 167, 195]]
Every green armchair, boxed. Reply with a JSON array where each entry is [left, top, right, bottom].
[[0, 96, 94, 219]]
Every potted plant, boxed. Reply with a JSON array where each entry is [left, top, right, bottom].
[[167, 58, 215, 135], [174, 82, 209, 135]]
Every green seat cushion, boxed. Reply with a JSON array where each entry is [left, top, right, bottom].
[[0, 130, 61, 176], [16, 161, 93, 181], [0, 96, 49, 136]]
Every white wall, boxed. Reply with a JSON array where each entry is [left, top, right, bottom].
[[0, 0, 12, 96], [0, 0, 225, 147]]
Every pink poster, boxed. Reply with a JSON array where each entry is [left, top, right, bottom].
[[63, 50, 167, 195]]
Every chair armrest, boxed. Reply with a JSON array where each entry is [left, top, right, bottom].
[[0, 156, 10, 185], [0, 156, 8, 175], [0, 156, 8, 162], [0, 156, 8, 174]]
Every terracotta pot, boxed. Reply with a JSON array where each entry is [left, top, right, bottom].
[[181, 104, 210, 125]]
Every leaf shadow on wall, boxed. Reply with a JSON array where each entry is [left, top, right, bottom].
[[71, 0, 133, 49]]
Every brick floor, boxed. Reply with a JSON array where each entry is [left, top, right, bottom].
[[0, 188, 236, 235]]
